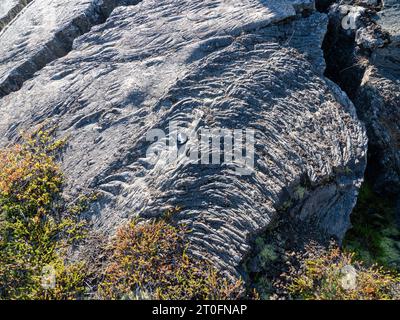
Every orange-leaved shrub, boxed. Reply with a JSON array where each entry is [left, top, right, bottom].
[[0, 128, 244, 300], [98, 219, 244, 300]]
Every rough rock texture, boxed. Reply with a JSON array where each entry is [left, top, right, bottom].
[[325, 0, 400, 194], [0, 0, 368, 277], [0, 0, 142, 98], [377, 0, 400, 42], [356, 0, 400, 193], [0, 0, 33, 32]]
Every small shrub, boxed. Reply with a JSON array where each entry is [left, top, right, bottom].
[[276, 241, 400, 300], [0, 128, 89, 300], [98, 219, 244, 300]]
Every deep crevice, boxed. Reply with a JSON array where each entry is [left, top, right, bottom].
[[315, 0, 336, 13], [319, 0, 385, 99], [319, 1, 389, 192], [321, 6, 366, 99], [0, 0, 142, 99], [319, 1, 400, 270]]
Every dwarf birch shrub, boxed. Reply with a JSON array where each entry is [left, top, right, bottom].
[[99, 219, 244, 300], [0, 128, 89, 299]]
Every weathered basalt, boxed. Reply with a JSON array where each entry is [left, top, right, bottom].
[[0, 0, 33, 32], [0, 0, 367, 278], [357, 0, 400, 194], [0, 0, 142, 98], [324, 0, 399, 194]]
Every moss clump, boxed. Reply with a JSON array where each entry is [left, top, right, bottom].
[[0, 128, 89, 300], [98, 219, 244, 300], [344, 183, 400, 269], [276, 242, 400, 300]]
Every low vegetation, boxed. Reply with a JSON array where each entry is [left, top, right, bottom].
[[344, 183, 400, 269], [98, 219, 244, 300], [0, 129, 243, 300], [0, 128, 89, 299], [276, 241, 400, 300], [1, 128, 398, 300]]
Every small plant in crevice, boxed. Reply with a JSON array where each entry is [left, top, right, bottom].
[[98, 218, 244, 300], [243, 236, 282, 300], [275, 241, 400, 300], [0, 127, 90, 300]]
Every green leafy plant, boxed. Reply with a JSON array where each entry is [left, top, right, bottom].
[[0, 128, 89, 300]]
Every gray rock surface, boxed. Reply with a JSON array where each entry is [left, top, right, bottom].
[[0, 0, 33, 32], [356, 61, 400, 193], [0, 0, 20, 22], [0, 0, 142, 98], [377, 0, 400, 43], [324, 1, 399, 194], [0, 0, 367, 277], [352, 0, 400, 193]]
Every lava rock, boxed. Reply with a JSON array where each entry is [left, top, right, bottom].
[[0, 0, 33, 32], [0, 0, 367, 277], [0, 0, 142, 98], [354, 0, 400, 194]]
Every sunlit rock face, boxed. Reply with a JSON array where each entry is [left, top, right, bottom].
[[0, 0, 367, 277], [355, 0, 400, 194], [0, 0, 145, 98], [0, 0, 32, 32], [325, 0, 400, 195]]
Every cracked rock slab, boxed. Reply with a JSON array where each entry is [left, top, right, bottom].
[[324, 1, 399, 194], [0, 0, 367, 277]]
